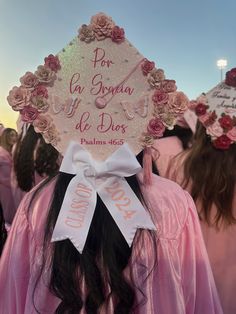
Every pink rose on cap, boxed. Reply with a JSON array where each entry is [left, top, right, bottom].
[[227, 127, 236, 141], [44, 54, 61, 72], [78, 24, 95, 43], [33, 114, 52, 133], [20, 72, 39, 89], [7, 86, 31, 111], [206, 121, 223, 138], [168, 92, 188, 115], [91, 13, 115, 40], [141, 60, 155, 76], [161, 80, 177, 93], [21, 105, 39, 123], [32, 85, 48, 98], [35, 65, 56, 86], [111, 26, 125, 43], [225, 68, 236, 88], [147, 118, 165, 138], [152, 90, 169, 105], [219, 114, 233, 131], [213, 134, 232, 150]]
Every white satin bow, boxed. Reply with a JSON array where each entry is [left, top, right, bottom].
[[51, 141, 156, 253]]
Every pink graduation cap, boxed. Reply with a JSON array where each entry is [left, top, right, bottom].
[[189, 68, 236, 150], [7, 12, 189, 181]]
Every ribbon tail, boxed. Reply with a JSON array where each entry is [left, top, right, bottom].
[[97, 177, 156, 247], [51, 174, 97, 253]]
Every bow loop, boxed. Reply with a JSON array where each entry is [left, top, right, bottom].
[[52, 141, 156, 253]]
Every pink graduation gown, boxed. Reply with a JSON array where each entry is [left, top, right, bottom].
[[167, 153, 236, 314], [0, 172, 223, 314], [0, 147, 16, 224]]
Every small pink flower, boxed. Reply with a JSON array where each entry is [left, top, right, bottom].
[[35, 65, 56, 86], [219, 114, 233, 130], [168, 92, 189, 115], [195, 103, 208, 116], [199, 111, 217, 127], [111, 26, 125, 43], [206, 121, 223, 138], [31, 96, 49, 112], [21, 106, 39, 123], [44, 54, 61, 72], [147, 118, 165, 138], [141, 60, 155, 76], [33, 114, 52, 133], [227, 127, 236, 141], [7, 86, 31, 111], [213, 135, 232, 150], [90, 13, 115, 40], [152, 90, 169, 105], [161, 80, 177, 93], [20, 72, 39, 89], [43, 125, 60, 145], [147, 69, 165, 88], [78, 24, 95, 43], [225, 68, 236, 88], [32, 85, 48, 98]]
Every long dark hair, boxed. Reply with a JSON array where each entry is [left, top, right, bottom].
[[182, 122, 236, 226], [32, 152, 158, 313], [0, 203, 7, 257], [13, 125, 59, 191]]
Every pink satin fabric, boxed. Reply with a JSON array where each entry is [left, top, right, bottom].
[[0, 173, 222, 313], [0, 147, 16, 224], [167, 153, 236, 314], [153, 136, 183, 177]]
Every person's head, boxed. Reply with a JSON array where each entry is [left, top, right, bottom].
[[183, 69, 236, 227], [13, 125, 59, 191], [0, 128, 17, 152]]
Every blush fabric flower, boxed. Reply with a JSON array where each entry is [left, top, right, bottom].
[[213, 134, 232, 150], [140, 132, 154, 148], [32, 85, 48, 98], [7, 86, 31, 111], [43, 125, 60, 146], [219, 114, 233, 130], [20, 72, 39, 89], [152, 90, 169, 105], [35, 65, 57, 86], [141, 60, 155, 76], [90, 13, 115, 40], [21, 105, 39, 123], [147, 118, 165, 138], [33, 114, 52, 133], [195, 103, 208, 116], [78, 24, 95, 43], [44, 54, 61, 72], [227, 127, 236, 142], [168, 92, 189, 115], [111, 26, 125, 43], [206, 121, 223, 138], [31, 96, 49, 112], [225, 68, 236, 88], [199, 111, 217, 127], [161, 112, 175, 130], [161, 80, 177, 93], [147, 69, 165, 88]]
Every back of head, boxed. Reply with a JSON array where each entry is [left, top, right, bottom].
[[183, 72, 236, 226], [13, 125, 59, 191], [0, 128, 17, 152]]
